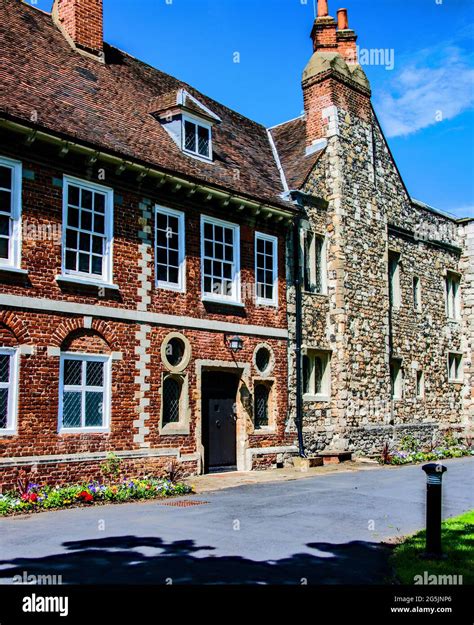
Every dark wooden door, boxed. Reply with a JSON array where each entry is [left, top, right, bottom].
[[202, 372, 238, 472]]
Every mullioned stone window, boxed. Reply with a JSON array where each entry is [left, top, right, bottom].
[[388, 251, 401, 309], [302, 230, 327, 294], [302, 350, 331, 400]]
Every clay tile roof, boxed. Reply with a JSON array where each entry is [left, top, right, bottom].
[[269, 116, 325, 190], [0, 0, 293, 211], [148, 91, 179, 115]]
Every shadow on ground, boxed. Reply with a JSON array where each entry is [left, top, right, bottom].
[[0, 535, 393, 584]]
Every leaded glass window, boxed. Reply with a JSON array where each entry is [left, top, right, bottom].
[[254, 384, 269, 429], [0, 349, 17, 431], [162, 376, 182, 425], [60, 355, 109, 430], [183, 118, 211, 159]]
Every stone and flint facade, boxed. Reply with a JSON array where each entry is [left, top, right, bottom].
[[271, 1, 473, 456], [0, 0, 472, 488]]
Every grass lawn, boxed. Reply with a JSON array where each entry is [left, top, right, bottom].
[[391, 510, 474, 584]]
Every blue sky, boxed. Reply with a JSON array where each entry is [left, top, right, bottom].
[[32, 0, 473, 217]]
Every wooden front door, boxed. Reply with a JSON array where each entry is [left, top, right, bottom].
[[202, 372, 239, 472]]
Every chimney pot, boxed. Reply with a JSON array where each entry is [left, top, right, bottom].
[[317, 0, 329, 18], [337, 8, 349, 30]]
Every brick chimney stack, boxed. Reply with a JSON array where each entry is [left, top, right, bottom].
[[302, 1, 370, 148], [310, 0, 338, 53], [336, 8, 358, 64], [310, 2, 357, 62], [52, 0, 104, 61]]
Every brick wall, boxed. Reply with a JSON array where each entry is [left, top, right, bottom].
[[53, 0, 103, 56], [0, 139, 295, 487]]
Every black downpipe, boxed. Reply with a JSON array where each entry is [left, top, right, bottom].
[[292, 212, 306, 458]]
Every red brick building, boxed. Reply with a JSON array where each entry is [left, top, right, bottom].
[[1, 0, 472, 489], [0, 0, 300, 487]]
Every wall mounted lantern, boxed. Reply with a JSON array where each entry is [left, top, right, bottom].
[[227, 335, 243, 353]]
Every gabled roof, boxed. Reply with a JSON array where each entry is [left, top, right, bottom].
[[0, 0, 290, 209], [269, 116, 325, 190], [150, 89, 222, 124]]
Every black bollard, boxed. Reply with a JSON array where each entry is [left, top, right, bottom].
[[421, 463, 447, 559]]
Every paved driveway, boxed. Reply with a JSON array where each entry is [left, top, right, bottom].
[[1, 458, 473, 584]]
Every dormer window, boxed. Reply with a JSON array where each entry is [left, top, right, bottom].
[[150, 89, 221, 164], [183, 116, 211, 160]]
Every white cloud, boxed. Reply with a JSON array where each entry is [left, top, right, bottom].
[[375, 45, 474, 138]]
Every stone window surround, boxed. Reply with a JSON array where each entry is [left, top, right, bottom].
[[388, 250, 401, 310], [160, 331, 192, 373], [0, 346, 19, 436], [412, 275, 422, 313], [252, 377, 277, 434], [302, 346, 331, 402], [390, 357, 403, 400], [415, 368, 425, 399], [300, 226, 328, 296], [445, 270, 461, 322], [447, 351, 463, 383], [252, 342, 275, 377], [159, 371, 190, 436]]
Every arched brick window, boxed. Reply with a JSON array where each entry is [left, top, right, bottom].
[[59, 330, 111, 432]]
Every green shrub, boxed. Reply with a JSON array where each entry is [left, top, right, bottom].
[[399, 435, 419, 453]]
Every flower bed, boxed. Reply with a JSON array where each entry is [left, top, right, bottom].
[[0, 477, 193, 516], [388, 446, 471, 465], [379, 432, 473, 466]]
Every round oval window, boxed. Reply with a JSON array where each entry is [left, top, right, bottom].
[[166, 337, 185, 367], [255, 346, 271, 373]]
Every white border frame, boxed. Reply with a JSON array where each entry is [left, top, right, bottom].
[[200, 215, 241, 306], [416, 369, 425, 399], [159, 372, 190, 435], [413, 275, 422, 313], [0, 156, 22, 270], [388, 251, 401, 310], [301, 229, 328, 295], [0, 347, 19, 436], [154, 205, 186, 292], [58, 352, 112, 433], [252, 379, 276, 433], [390, 357, 403, 400], [255, 232, 278, 307], [61, 175, 114, 286], [182, 113, 213, 162]]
